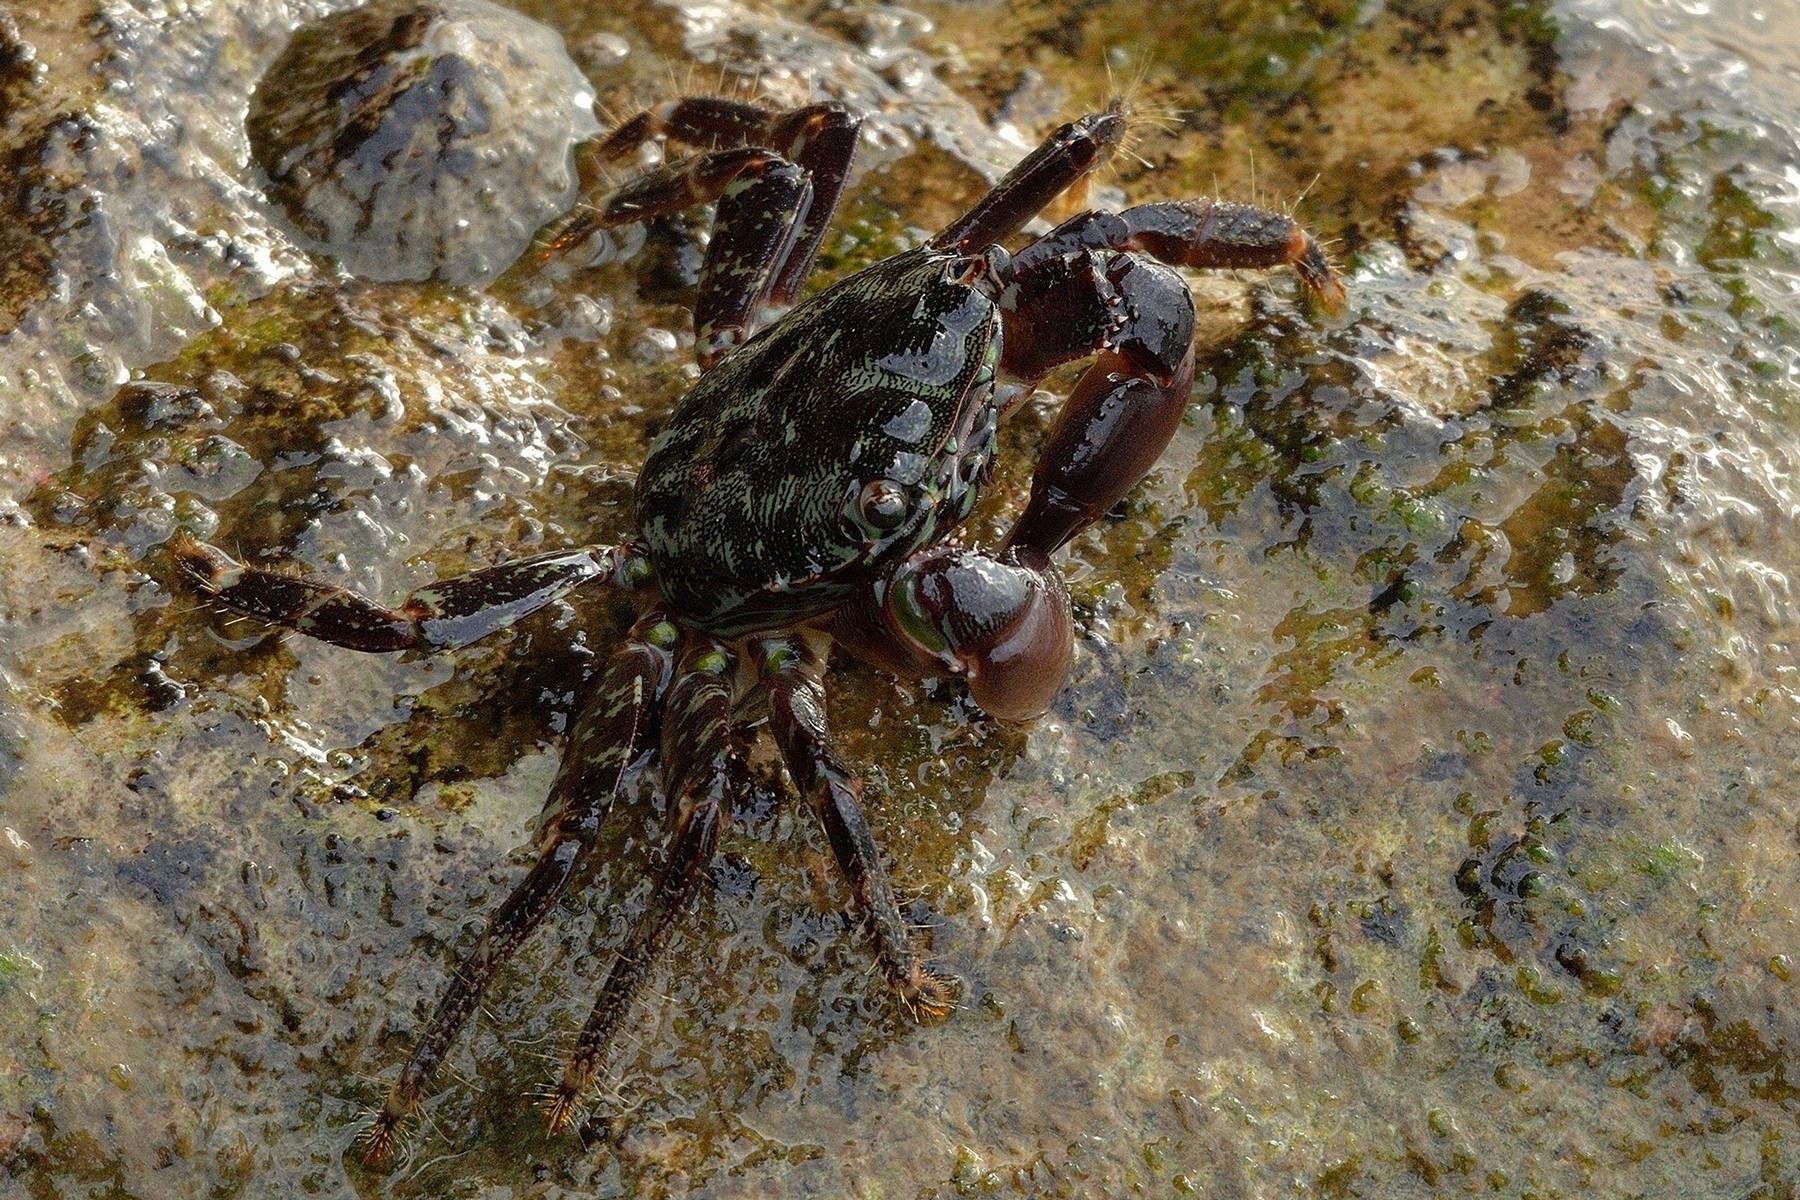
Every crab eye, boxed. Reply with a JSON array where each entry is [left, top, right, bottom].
[[856, 479, 912, 532]]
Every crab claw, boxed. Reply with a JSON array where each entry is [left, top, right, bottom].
[[833, 545, 1074, 721]]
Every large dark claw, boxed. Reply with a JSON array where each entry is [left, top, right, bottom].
[[833, 545, 1074, 721], [1007, 343, 1199, 559]]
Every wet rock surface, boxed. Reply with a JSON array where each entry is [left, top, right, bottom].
[[3, 0, 1800, 1197], [248, 0, 602, 285]]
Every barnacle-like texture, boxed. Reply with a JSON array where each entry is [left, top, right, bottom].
[[248, 0, 599, 284]]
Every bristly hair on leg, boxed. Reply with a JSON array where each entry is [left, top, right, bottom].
[[1101, 59, 1186, 175], [533, 1077, 594, 1137], [1289, 171, 1325, 216], [354, 1071, 462, 1168], [347, 1094, 406, 1169], [352, 1111, 403, 1169], [900, 960, 958, 1022], [657, 58, 771, 112]]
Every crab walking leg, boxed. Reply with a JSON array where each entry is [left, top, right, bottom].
[[763, 634, 956, 1019], [589, 97, 776, 161], [543, 100, 862, 344], [690, 156, 814, 365], [549, 145, 817, 366], [357, 616, 676, 1165], [930, 102, 1126, 253], [590, 99, 862, 306], [544, 638, 738, 1131], [174, 534, 628, 653], [1010, 201, 1347, 313], [761, 105, 862, 304]]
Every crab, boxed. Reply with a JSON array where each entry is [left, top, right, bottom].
[[174, 94, 1343, 1164]]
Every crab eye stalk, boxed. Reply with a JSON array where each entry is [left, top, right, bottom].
[[854, 478, 912, 533]]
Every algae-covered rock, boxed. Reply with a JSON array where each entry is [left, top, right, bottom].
[[249, 0, 601, 284]]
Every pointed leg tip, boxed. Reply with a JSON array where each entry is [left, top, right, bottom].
[[902, 964, 959, 1023], [169, 533, 239, 588], [1309, 270, 1348, 315], [354, 1115, 405, 1170], [542, 1087, 584, 1134], [1290, 233, 1347, 315]]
